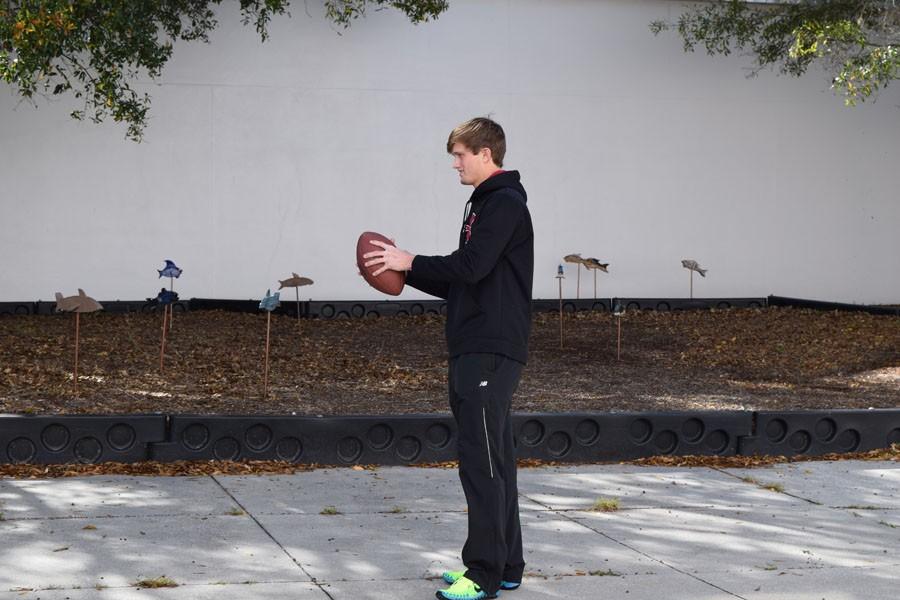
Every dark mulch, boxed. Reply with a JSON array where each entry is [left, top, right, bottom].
[[2, 445, 898, 479], [1, 306, 898, 416]]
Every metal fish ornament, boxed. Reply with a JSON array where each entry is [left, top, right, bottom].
[[156, 288, 179, 305], [158, 260, 183, 279], [582, 258, 609, 272], [681, 260, 708, 277], [259, 289, 281, 312]]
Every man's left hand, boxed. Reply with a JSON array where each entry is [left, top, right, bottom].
[[363, 240, 415, 276]]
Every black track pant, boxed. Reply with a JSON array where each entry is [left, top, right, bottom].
[[449, 353, 525, 596]]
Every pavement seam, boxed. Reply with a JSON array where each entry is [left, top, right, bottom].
[[209, 475, 336, 600], [7, 578, 324, 593], [522, 503, 793, 513], [713, 466, 900, 542], [519, 490, 749, 600], [0, 512, 227, 522], [710, 466, 828, 505]]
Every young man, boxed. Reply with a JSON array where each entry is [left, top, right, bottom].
[[363, 117, 534, 600]]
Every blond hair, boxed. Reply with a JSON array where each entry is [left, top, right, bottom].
[[447, 117, 506, 167]]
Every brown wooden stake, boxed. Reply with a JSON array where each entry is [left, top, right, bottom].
[[593, 270, 597, 299], [576, 265, 581, 299], [264, 311, 272, 396], [690, 270, 693, 300], [169, 277, 175, 330], [617, 317, 622, 361], [295, 287, 301, 326], [73, 312, 80, 396], [558, 277, 563, 349], [159, 304, 168, 372]]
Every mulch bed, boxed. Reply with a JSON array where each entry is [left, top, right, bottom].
[[1, 306, 897, 416], [1, 445, 897, 479]]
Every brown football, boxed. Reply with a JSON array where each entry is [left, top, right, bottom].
[[356, 231, 406, 296]]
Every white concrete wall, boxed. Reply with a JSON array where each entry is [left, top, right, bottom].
[[1, 0, 898, 304]]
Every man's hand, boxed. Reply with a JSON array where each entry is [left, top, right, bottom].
[[363, 239, 415, 276]]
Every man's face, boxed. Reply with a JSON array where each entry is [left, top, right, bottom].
[[450, 142, 492, 187]]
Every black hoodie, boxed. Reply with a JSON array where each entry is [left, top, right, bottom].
[[407, 170, 534, 364]]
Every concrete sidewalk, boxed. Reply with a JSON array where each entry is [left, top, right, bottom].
[[1, 460, 898, 599]]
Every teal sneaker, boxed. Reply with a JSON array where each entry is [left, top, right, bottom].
[[442, 570, 520, 591], [435, 575, 494, 600]]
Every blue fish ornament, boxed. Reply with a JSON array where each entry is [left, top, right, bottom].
[[156, 288, 179, 305], [158, 260, 183, 279], [259, 289, 280, 312]]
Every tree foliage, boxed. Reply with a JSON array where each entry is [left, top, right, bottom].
[[651, 1, 900, 107], [0, 0, 448, 140]]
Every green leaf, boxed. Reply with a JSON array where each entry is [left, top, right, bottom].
[[1, 0, 449, 141]]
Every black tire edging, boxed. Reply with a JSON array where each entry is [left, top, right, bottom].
[[7, 296, 898, 318], [2, 410, 900, 465], [0, 415, 167, 465], [150, 414, 457, 466], [767, 295, 899, 317], [3, 296, 777, 319], [740, 410, 900, 457]]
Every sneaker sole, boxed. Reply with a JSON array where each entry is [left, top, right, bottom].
[[441, 574, 520, 591], [435, 592, 494, 600]]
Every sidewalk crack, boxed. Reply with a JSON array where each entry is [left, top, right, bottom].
[[210, 475, 335, 600], [519, 492, 748, 600], [710, 466, 823, 505]]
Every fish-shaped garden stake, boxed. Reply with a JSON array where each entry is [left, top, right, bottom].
[[278, 273, 313, 323], [582, 258, 609, 299], [156, 287, 181, 373], [259, 289, 281, 397], [54, 289, 102, 395], [158, 260, 183, 279], [157, 260, 182, 329], [582, 258, 609, 273], [681, 260, 707, 277], [259, 289, 281, 312], [278, 273, 313, 289], [156, 288, 179, 305], [55, 289, 103, 313], [682, 259, 708, 299]]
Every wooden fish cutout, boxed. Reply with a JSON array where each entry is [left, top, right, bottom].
[[278, 273, 314, 289], [55, 289, 103, 313]]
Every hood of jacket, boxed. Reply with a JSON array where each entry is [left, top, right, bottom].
[[469, 170, 528, 204]]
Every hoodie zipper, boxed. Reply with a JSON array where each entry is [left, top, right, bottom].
[[460, 199, 473, 246]]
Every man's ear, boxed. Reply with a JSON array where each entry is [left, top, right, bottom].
[[480, 147, 493, 164]]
